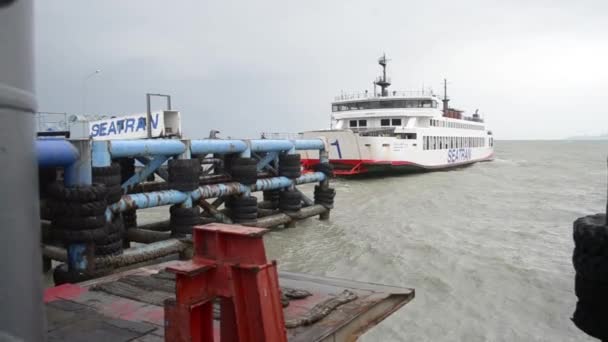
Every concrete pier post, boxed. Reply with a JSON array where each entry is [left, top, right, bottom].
[[0, 0, 45, 340]]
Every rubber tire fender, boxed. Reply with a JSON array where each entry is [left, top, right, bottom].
[[53, 215, 106, 230]]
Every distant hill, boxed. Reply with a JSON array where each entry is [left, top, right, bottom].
[[566, 134, 608, 141]]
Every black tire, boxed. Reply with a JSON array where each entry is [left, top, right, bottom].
[[95, 240, 123, 256], [313, 163, 334, 176], [573, 249, 608, 283], [226, 196, 258, 208], [93, 174, 122, 186], [230, 206, 258, 214], [280, 203, 302, 212], [169, 182, 199, 192], [314, 191, 336, 199], [279, 170, 301, 179], [230, 163, 257, 185], [575, 274, 608, 303], [170, 205, 201, 216], [105, 184, 123, 204], [573, 214, 607, 251], [232, 212, 258, 220], [279, 154, 300, 165], [49, 200, 107, 217], [53, 264, 109, 285], [95, 229, 123, 245], [280, 191, 301, 206], [169, 159, 201, 174], [54, 226, 108, 243], [106, 216, 124, 233], [231, 157, 257, 166], [572, 300, 608, 341], [263, 190, 280, 201], [572, 214, 608, 283], [314, 185, 336, 194], [123, 210, 137, 228], [314, 193, 336, 202], [117, 158, 135, 182], [48, 183, 108, 203], [170, 215, 202, 226], [39, 167, 57, 196], [53, 215, 106, 230], [172, 225, 194, 236], [92, 163, 121, 177], [280, 198, 301, 206], [278, 165, 301, 172], [168, 170, 200, 181]]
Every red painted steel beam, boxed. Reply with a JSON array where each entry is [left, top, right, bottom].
[[164, 223, 287, 342]]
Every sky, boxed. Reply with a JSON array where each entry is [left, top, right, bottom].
[[35, 0, 608, 140]]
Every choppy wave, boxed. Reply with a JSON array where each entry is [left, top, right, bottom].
[[263, 141, 608, 341]]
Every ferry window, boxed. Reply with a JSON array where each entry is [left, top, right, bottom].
[[394, 100, 406, 108], [332, 105, 338, 112], [432, 101, 438, 108], [349, 120, 357, 127], [358, 120, 367, 127], [348, 103, 360, 110], [339, 104, 349, 111], [380, 119, 390, 126], [392, 118, 402, 126], [404, 133, 417, 139], [380, 101, 393, 108], [422, 100, 432, 108]]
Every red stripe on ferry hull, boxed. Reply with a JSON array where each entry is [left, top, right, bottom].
[[302, 153, 494, 176]]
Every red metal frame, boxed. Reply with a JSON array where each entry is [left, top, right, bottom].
[[164, 223, 287, 342]]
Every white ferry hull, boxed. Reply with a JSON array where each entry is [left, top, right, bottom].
[[299, 130, 494, 176]]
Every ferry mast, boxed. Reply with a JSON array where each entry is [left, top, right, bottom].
[[374, 54, 391, 97]]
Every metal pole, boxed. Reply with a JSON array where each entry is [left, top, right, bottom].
[[82, 69, 100, 114], [0, 0, 45, 340], [146, 93, 152, 138]]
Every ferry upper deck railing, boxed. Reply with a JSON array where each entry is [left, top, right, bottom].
[[260, 132, 304, 140], [334, 89, 438, 101], [35, 111, 68, 132]]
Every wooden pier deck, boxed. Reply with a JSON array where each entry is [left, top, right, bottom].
[[44, 261, 414, 341]]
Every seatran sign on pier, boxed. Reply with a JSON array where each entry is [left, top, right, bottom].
[[88, 111, 181, 140]]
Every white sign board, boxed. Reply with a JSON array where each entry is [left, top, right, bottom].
[[88, 111, 179, 140]]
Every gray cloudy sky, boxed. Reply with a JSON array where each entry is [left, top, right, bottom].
[[35, 0, 608, 139]]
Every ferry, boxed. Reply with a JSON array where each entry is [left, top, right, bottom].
[[298, 55, 494, 175]]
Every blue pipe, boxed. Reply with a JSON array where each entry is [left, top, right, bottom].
[[250, 139, 294, 152], [294, 139, 325, 151], [111, 173, 327, 212], [36, 139, 79, 167], [190, 139, 248, 155], [121, 155, 169, 191], [190, 182, 249, 202], [256, 151, 278, 171], [191, 172, 326, 201], [108, 139, 186, 158], [110, 189, 189, 213]]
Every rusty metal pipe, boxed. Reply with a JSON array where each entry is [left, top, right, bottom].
[[95, 239, 190, 269], [136, 220, 171, 231], [126, 228, 172, 243], [42, 244, 67, 262], [284, 204, 328, 220]]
